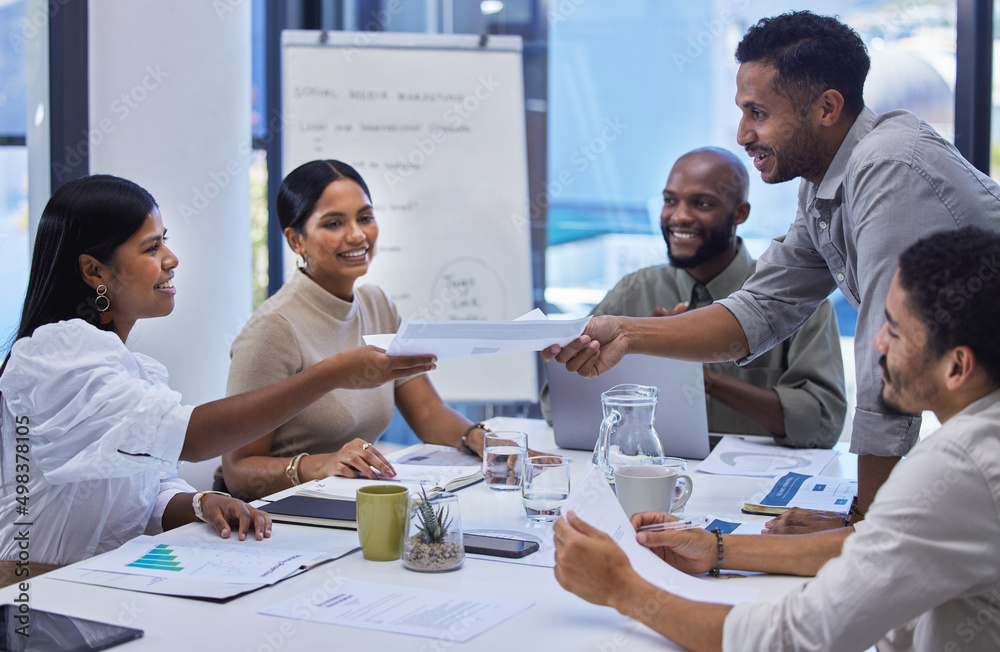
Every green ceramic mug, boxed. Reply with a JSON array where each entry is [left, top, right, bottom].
[[356, 485, 409, 561]]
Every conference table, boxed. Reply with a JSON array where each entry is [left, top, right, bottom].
[[0, 417, 856, 651]]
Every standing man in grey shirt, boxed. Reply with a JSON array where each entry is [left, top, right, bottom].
[[544, 11, 1000, 531], [543, 147, 846, 446]]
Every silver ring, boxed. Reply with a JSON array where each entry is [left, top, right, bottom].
[[362, 442, 370, 451]]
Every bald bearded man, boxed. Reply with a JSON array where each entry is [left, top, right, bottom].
[[543, 148, 846, 448]]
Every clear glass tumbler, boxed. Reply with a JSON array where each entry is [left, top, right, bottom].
[[482, 431, 527, 491], [522, 456, 572, 523]]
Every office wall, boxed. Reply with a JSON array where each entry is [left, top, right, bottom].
[[86, 1, 252, 408]]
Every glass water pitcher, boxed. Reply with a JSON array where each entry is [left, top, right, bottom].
[[593, 384, 664, 482]]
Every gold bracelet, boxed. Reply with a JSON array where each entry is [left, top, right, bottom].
[[285, 452, 309, 486], [459, 422, 490, 456]]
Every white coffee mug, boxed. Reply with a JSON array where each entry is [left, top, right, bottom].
[[613, 465, 693, 517]]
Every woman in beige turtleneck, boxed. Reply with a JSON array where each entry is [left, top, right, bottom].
[[220, 160, 489, 500]]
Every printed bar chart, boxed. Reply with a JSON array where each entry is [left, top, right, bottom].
[[81, 535, 329, 584], [127, 544, 183, 572]]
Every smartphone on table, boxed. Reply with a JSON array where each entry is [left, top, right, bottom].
[[463, 533, 540, 558]]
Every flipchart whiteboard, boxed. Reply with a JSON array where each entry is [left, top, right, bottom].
[[282, 31, 536, 401]]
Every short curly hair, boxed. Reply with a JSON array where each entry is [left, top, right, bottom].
[[735, 11, 869, 118], [897, 227, 1000, 385]]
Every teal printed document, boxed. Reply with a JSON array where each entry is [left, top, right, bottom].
[[79, 536, 327, 584]]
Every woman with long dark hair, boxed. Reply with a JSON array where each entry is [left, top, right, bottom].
[[0, 174, 434, 582]]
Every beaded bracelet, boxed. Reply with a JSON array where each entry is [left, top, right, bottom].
[[709, 528, 723, 577]]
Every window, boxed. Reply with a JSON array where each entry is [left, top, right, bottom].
[[0, 0, 28, 347], [992, 1, 1000, 181], [250, 0, 269, 308], [546, 0, 958, 340]]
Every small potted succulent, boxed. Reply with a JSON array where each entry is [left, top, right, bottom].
[[402, 486, 464, 572]]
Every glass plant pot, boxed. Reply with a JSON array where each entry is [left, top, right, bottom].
[[402, 490, 464, 573]]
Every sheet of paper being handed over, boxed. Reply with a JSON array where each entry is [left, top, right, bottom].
[[363, 309, 591, 362], [563, 468, 758, 606]]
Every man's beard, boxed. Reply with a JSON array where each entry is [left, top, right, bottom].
[[877, 355, 927, 418], [750, 120, 829, 185], [663, 213, 735, 269]]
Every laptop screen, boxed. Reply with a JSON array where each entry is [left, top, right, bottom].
[[545, 355, 711, 459]]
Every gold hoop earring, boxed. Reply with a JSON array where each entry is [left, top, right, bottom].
[[297, 253, 308, 272]]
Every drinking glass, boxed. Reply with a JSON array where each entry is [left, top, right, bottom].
[[522, 456, 571, 522], [482, 431, 527, 491]]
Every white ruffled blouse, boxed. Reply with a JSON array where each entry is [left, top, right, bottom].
[[0, 319, 194, 566]]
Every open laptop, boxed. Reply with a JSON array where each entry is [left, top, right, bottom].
[[545, 355, 711, 459]]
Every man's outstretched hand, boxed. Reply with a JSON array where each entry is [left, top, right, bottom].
[[541, 315, 630, 378]]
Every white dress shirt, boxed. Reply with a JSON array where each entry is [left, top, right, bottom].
[[723, 389, 1000, 651], [0, 319, 194, 566]]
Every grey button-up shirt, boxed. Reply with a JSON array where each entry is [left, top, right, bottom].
[[720, 107, 1000, 456]]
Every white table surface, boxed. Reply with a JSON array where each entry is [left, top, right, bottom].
[[0, 417, 856, 651]]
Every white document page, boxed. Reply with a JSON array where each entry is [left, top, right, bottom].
[[50, 524, 359, 599], [260, 578, 532, 642], [363, 315, 590, 362], [696, 436, 839, 477], [79, 535, 328, 584], [46, 566, 259, 600], [363, 333, 394, 349], [564, 468, 758, 605]]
